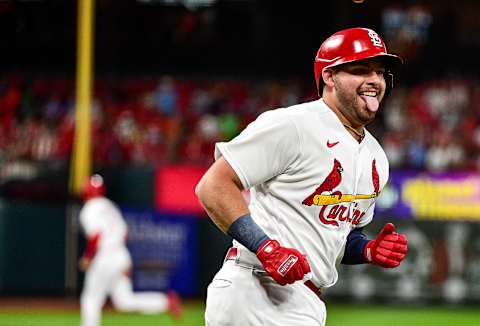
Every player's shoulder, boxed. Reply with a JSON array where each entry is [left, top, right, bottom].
[[257, 98, 327, 122], [82, 197, 114, 211]]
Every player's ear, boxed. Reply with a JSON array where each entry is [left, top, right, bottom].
[[322, 68, 335, 88]]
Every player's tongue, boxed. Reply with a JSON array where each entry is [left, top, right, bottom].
[[360, 95, 379, 112]]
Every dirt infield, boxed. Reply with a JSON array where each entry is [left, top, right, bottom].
[[0, 297, 80, 311]]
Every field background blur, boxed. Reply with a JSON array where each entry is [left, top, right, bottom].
[[1, 0, 480, 325]]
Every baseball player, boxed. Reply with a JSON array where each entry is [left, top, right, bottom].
[[78, 174, 182, 326], [196, 27, 408, 326]]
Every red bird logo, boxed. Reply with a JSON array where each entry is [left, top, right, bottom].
[[303, 159, 343, 206], [372, 159, 379, 194]]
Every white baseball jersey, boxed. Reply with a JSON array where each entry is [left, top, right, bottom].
[[215, 98, 388, 289], [79, 197, 128, 253]]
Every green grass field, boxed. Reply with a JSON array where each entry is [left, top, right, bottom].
[[0, 302, 478, 326]]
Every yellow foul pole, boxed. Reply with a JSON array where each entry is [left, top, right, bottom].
[[70, 0, 95, 195]]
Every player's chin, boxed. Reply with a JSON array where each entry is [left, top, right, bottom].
[[358, 107, 376, 123]]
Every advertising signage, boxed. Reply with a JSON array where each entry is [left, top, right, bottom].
[[376, 171, 480, 221]]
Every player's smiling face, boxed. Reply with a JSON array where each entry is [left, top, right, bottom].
[[330, 58, 387, 126]]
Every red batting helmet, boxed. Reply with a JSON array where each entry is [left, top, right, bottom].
[[82, 174, 106, 201], [314, 27, 403, 96]]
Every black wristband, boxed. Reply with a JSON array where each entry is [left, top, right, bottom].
[[227, 214, 269, 253], [341, 228, 370, 265]]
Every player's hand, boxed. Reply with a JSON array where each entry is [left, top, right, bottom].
[[364, 223, 408, 268], [78, 256, 91, 272], [256, 239, 311, 285]]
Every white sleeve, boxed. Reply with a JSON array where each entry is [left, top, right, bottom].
[[214, 110, 301, 189]]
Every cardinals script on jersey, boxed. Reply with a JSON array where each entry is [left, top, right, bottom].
[[303, 158, 380, 227]]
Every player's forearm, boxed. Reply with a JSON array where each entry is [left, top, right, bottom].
[[196, 158, 273, 254], [195, 159, 249, 233], [197, 172, 271, 254], [197, 181, 249, 233]]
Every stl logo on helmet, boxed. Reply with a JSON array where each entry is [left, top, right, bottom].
[[302, 159, 380, 227], [367, 30, 383, 47]]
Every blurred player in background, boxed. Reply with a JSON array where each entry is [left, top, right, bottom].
[[196, 27, 408, 326], [78, 174, 182, 326]]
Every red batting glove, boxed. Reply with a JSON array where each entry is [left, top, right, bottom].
[[256, 239, 311, 285], [364, 223, 408, 268]]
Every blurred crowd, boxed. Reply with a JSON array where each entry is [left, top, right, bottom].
[[381, 79, 480, 171], [0, 74, 479, 172]]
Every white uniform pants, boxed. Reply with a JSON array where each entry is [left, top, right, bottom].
[[80, 247, 168, 326], [205, 260, 327, 326]]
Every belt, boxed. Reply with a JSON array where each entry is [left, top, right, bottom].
[[224, 247, 322, 297]]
